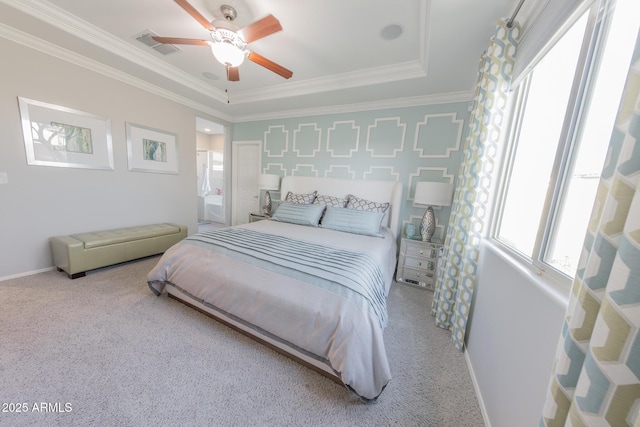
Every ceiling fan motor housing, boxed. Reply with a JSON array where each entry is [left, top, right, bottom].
[[220, 5, 237, 21]]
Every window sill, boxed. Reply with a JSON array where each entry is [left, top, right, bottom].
[[483, 239, 570, 308]]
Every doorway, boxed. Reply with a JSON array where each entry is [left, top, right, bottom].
[[231, 140, 261, 225], [196, 117, 226, 231]]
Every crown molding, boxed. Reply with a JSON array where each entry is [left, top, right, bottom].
[[2, 0, 467, 124], [0, 23, 233, 122], [3, 0, 228, 103], [2, 0, 433, 107], [2, 21, 470, 125], [230, 60, 427, 104], [234, 90, 474, 122]]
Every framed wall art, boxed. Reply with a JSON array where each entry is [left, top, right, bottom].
[[126, 122, 179, 174], [18, 97, 114, 170]]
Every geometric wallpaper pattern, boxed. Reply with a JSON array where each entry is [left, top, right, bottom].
[[540, 30, 640, 427], [233, 103, 469, 241]]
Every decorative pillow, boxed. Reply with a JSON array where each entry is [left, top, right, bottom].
[[271, 202, 325, 227], [346, 194, 390, 213], [284, 191, 317, 204], [320, 207, 385, 237], [313, 194, 348, 208]]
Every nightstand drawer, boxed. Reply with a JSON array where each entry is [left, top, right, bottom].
[[405, 244, 439, 259], [404, 257, 436, 271], [401, 266, 434, 282]]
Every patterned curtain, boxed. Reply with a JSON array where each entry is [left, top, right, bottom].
[[430, 19, 520, 351], [541, 30, 640, 426]]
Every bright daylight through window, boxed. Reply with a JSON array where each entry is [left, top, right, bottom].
[[494, 0, 639, 281]]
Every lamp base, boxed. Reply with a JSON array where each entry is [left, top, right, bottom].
[[420, 206, 436, 242], [262, 190, 272, 215]]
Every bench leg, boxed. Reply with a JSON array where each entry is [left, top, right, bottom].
[[56, 266, 85, 279]]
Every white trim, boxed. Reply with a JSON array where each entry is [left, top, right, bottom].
[[0, 267, 55, 282], [483, 240, 570, 305], [263, 126, 289, 158], [327, 121, 360, 158], [292, 123, 322, 158], [0, 20, 473, 123], [234, 91, 474, 123], [465, 349, 492, 427], [413, 112, 464, 158], [231, 140, 262, 226], [512, 0, 594, 87], [1, 0, 430, 108], [365, 117, 407, 158], [0, 23, 233, 123], [2, 0, 227, 102], [0, 0, 457, 124], [231, 60, 426, 106]]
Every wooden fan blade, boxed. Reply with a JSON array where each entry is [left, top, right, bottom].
[[174, 0, 214, 31], [248, 52, 292, 79], [227, 66, 240, 82], [239, 15, 282, 44], [152, 36, 210, 46]]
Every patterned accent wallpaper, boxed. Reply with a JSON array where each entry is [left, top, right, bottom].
[[232, 103, 469, 241]]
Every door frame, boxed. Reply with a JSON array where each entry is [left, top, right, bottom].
[[231, 140, 262, 225]]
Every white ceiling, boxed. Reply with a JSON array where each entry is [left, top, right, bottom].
[[0, 0, 517, 123]]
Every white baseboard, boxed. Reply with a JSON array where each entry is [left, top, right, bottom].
[[0, 266, 56, 282], [465, 348, 492, 427]]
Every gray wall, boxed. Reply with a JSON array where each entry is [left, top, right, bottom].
[[0, 37, 202, 279], [467, 241, 568, 426]]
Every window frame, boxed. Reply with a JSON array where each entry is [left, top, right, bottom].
[[490, 0, 615, 287]]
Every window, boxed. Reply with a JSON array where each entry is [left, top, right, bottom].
[[493, 0, 639, 282]]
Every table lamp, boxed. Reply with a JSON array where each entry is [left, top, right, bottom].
[[258, 174, 280, 215], [413, 181, 454, 242]]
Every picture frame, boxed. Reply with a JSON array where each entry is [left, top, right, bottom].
[[126, 122, 179, 174], [18, 97, 114, 170]]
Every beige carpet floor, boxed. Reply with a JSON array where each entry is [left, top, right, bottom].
[[0, 256, 484, 426]]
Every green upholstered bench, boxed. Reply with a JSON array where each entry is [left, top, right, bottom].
[[50, 223, 187, 279]]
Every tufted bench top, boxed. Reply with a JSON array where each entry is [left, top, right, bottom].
[[71, 223, 183, 249]]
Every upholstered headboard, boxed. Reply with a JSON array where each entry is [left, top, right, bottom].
[[279, 176, 403, 238]]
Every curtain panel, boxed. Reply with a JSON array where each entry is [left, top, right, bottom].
[[431, 19, 520, 351], [541, 30, 640, 426]]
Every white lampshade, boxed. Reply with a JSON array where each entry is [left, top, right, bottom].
[[258, 174, 280, 190], [414, 181, 454, 207]]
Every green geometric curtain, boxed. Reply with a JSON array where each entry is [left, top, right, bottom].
[[541, 30, 640, 426], [431, 19, 520, 351]]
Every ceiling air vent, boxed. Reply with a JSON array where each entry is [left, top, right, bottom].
[[135, 30, 181, 55]]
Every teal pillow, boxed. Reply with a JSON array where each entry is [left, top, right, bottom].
[[320, 207, 385, 237], [271, 202, 325, 227]]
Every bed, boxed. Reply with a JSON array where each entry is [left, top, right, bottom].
[[147, 176, 403, 402]]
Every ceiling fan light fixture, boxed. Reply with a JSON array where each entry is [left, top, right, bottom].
[[210, 28, 246, 67]]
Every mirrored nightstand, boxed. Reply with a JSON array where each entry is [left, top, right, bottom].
[[396, 238, 444, 291]]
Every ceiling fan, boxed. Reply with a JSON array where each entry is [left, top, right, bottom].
[[152, 0, 293, 82]]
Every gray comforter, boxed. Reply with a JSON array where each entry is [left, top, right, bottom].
[[147, 220, 396, 401]]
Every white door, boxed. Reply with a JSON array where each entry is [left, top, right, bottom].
[[231, 141, 261, 225]]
